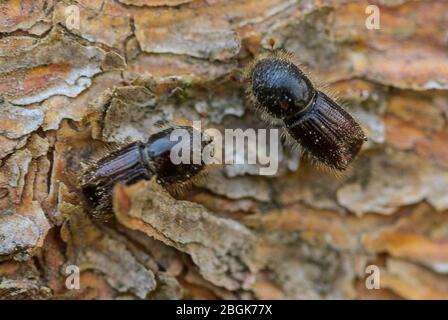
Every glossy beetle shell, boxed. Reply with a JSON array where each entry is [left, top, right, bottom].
[[80, 141, 152, 219], [146, 127, 206, 185], [247, 50, 366, 171], [285, 91, 365, 170], [251, 56, 315, 119], [78, 126, 210, 221]]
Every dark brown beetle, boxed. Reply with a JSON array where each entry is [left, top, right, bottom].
[[246, 50, 366, 171], [78, 126, 211, 221]]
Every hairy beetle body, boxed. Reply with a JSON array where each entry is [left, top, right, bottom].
[[246, 50, 366, 171], [79, 126, 210, 221]]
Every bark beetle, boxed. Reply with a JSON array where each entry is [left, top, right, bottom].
[[0, 0, 448, 300]]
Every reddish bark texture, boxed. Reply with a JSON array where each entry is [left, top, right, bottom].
[[1, 0, 448, 299]]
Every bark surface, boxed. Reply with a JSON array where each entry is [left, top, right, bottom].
[[1, 0, 448, 299]]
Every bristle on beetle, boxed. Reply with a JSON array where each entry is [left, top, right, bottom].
[[246, 50, 366, 171], [78, 126, 213, 222], [285, 91, 366, 171]]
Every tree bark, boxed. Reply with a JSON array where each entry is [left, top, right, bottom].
[[1, 0, 448, 299]]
